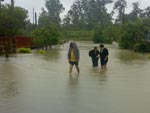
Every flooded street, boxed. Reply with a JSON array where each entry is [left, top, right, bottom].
[[0, 41, 150, 113]]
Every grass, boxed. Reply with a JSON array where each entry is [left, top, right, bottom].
[[66, 30, 94, 41]]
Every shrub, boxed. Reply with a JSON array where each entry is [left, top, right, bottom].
[[18, 48, 32, 53], [134, 42, 147, 52], [38, 50, 46, 55], [148, 54, 150, 59], [93, 27, 113, 44]]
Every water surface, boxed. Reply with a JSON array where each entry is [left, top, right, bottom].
[[0, 42, 150, 113]]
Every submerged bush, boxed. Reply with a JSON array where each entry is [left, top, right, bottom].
[[38, 50, 46, 55], [18, 48, 32, 53], [148, 54, 150, 59]]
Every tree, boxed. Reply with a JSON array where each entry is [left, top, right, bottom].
[[119, 19, 150, 52], [62, 14, 71, 38], [113, 0, 127, 24], [100, 0, 113, 11], [0, 5, 28, 37], [0, 4, 28, 58], [35, 0, 64, 49], [67, 0, 85, 30], [93, 25, 113, 43], [38, 8, 51, 28], [45, 0, 65, 25], [64, 0, 113, 30], [32, 23, 61, 49], [141, 7, 150, 19], [127, 2, 142, 21], [93, 27, 104, 43]]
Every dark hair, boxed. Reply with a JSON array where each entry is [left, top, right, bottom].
[[100, 44, 104, 48], [69, 42, 74, 48], [94, 47, 97, 49]]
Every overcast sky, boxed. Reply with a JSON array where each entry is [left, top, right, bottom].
[[2, 0, 150, 22]]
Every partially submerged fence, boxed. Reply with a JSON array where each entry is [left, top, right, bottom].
[[0, 36, 33, 57], [0, 37, 16, 56]]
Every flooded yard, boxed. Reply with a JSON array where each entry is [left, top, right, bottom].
[[0, 41, 150, 113]]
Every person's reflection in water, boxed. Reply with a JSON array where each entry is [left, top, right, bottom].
[[68, 76, 79, 89], [89, 67, 107, 83], [90, 67, 99, 74], [66, 76, 80, 113], [44, 49, 60, 61], [99, 69, 107, 82]]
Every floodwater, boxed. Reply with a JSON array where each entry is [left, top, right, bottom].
[[0, 41, 150, 113]]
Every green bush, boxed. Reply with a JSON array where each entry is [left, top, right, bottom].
[[32, 23, 61, 48], [119, 19, 150, 52], [18, 48, 32, 53], [148, 54, 150, 59], [134, 43, 147, 52], [93, 27, 112, 43], [38, 50, 46, 55]]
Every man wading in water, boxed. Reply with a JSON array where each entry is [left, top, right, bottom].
[[89, 47, 100, 67], [99, 44, 109, 69], [68, 42, 80, 76]]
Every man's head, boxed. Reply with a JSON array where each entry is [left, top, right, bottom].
[[100, 44, 104, 48], [94, 47, 97, 50], [100, 44, 104, 50]]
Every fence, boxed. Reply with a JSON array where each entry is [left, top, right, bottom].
[[0, 36, 33, 56], [15, 36, 33, 48], [0, 37, 16, 55]]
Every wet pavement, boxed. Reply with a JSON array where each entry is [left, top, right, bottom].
[[0, 41, 150, 113]]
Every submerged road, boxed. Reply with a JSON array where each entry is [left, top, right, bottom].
[[0, 41, 150, 113]]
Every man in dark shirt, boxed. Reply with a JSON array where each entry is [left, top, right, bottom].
[[99, 44, 109, 69], [89, 47, 99, 67]]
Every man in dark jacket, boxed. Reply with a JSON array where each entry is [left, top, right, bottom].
[[99, 44, 109, 69], [89, 47, 99, 67]]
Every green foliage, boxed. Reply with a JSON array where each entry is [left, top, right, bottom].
[[38, 0, 64, 26], [93, 26, 113, 43], [38, 50, 46, 55], [148, 54, 150, 59], [113, 0, 127, 24], [119, 19, 150, 52], [0, 5, 28, 37], [34, 0, 64, 49], [67, 30, 94, 40], [110, 25, 122, 41], [18, 48, 32, 53], [119, 22, 137, 49], [134, 42, 150, 52], [63, 0, 112, 30], [32, 23, 61, 48], [93, 27, 104, 43]]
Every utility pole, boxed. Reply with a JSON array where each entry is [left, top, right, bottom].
[[11, 0, 14, 8], [35, 12, 37, 26], [11, 0, 16, 54], [5, 0, 16, 58], [33, 8, 35, 24], [121, 0, 126, 25]]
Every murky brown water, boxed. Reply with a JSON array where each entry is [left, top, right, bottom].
[[0, 41, 150, 113]]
